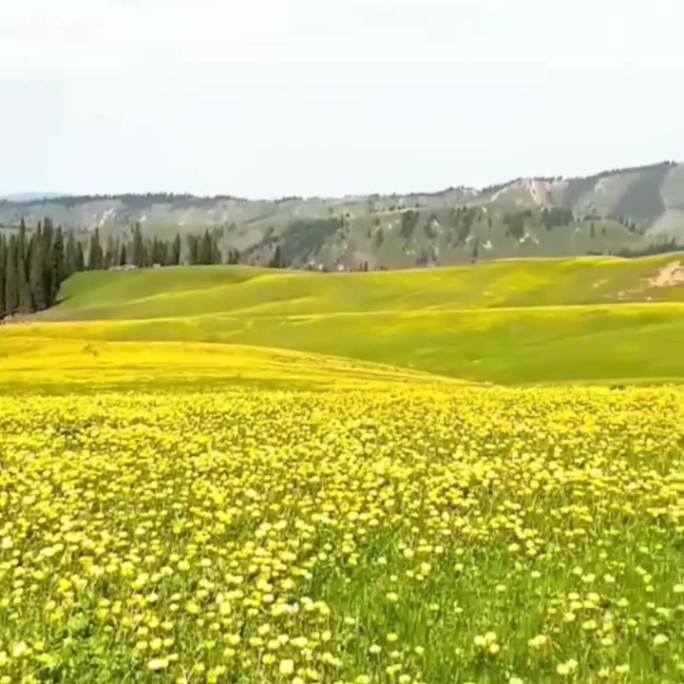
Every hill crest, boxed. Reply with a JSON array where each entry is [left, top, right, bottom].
[[2, 161, 682, 270]]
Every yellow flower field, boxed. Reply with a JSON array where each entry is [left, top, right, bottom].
[[0, 387, 682, 683]]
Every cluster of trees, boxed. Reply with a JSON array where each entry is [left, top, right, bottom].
[[0, 219, 82, 319], [253, 218, 343, 270], [448, 206, 483, 247], [84, 224, 182, 270], [503, 210, 531, 240], [0, 220, 248, 320], [186, 231, 221, 266], [184, 229, 241, 265], [87, 225, 242, 270], [423, 213, 439, 240], [399, 210, 421, 239], [269, 245, 286, 268], [540, 207, 573, 230]]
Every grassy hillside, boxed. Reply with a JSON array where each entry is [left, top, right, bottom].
[[0, 337, 461, 392], [7, 303, 683, 385], [2, 254, 681, 385], [48, 254, 684, 321]]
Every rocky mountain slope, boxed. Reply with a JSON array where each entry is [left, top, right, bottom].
[[1, 161, 682, 269]]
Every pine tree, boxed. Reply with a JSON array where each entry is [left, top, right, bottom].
[[151, 237, 167, 266], [187, 235, 199, 265], [4, 237, 19, 316], [142, 239, 153, 268], [118, 243, 127, 267], [51, 227, 65, 304], [170, 234, 181, 265], [65, 231, 78, 277], [29, 225, 49, 311], [14, 220, 37, 313], [75, 241, 85, 272], [43, 220, 55, 306], [0, 236, 6, 318], [201, 231, 214, 265], [18, 255, 33, 313], [16, 218, 28, 274], [132, 223, 144, 267], [225, 248, 241, 265], [269, 245, 284, 268], [103, 236, 117, 270], [18, 219, 28, 265], [87, 228, 104, 270], [160, 239, 170, 266]]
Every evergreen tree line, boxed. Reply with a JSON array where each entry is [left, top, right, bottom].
[[86, 225, 241, 270], [87, 223, 184, 270], [0, 218, 80, 319], [0, 221, 245, 320], [186, 230, 222, 265]]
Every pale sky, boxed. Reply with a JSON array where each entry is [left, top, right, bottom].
[[1, 0, 682, 198]]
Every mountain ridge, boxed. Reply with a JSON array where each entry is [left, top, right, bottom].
[[5, 160, 679, 205], [2, 161, 682, 269]]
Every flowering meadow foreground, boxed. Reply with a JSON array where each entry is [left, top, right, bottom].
[[0, 387, 682, 683]]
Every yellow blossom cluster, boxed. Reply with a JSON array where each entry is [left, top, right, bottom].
[[0, 386, 682, 682]]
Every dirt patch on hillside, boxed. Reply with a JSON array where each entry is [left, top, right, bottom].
[[648, 261, 684, 287], [522, 179, 553, 206]]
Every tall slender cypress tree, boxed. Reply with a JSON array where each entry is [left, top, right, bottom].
[[18, 219, 27, 263], [18, 256, 33, 313], [87, 228, 103, 270], [103, 236, 117, 270], [50, 227, 65, 304], [132, 223, 144, 267], [65, 231, 78, 277], [170, 234, 181, 265], [29, 224, 49, 311], [0, 236, 6, 318], [4, 236, 19, 316], [41, 219, 55, 304], [75, 242, 85, 272], [187, 235, 199, 265]]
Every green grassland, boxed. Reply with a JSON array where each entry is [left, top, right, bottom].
[[48, 254, 684, 320], [1, 254, 682, 385], [1, 255, 683, 682]]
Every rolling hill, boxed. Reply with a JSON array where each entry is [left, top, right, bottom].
[[3, 254, 683, 385], [0, 337, 462, 392], [1, 162, 683, 270]]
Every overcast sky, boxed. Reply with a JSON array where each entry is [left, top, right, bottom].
[[1, 0, 682, 198]]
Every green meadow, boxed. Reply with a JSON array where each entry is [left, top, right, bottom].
[[0, 255, 682, 684], [1, 253, 682, 385]]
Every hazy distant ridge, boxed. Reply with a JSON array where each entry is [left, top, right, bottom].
[[1, 161, 682, 269]]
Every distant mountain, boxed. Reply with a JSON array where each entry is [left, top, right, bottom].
[[0, 192, 65, 202], [1, 162, 682, 269]]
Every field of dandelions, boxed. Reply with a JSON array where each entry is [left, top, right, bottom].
[[0, 387, 682, 683]]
